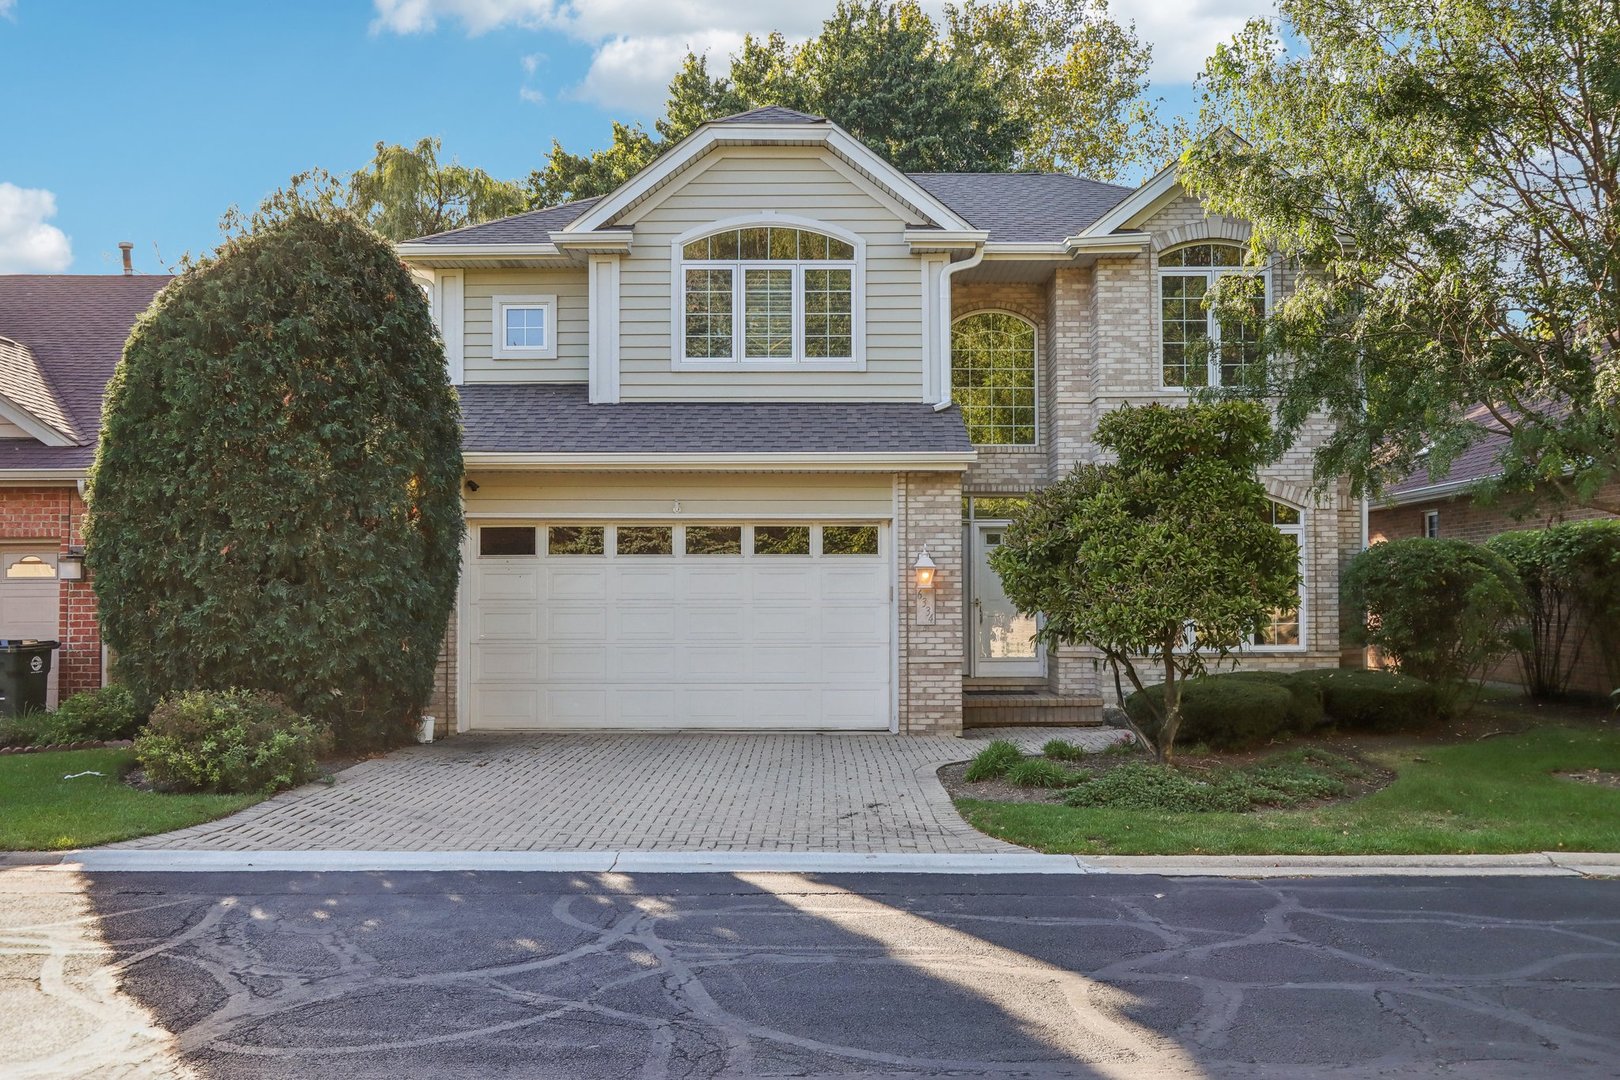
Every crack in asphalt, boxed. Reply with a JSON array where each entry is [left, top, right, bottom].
[[2, 871, 1618, 1079]]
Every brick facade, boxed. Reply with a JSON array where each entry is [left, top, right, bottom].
[[0, 485, 101, 699], [895, 471, 966, 733], [1369, 481, 1620, 696], [956, 192, 1359, 705]]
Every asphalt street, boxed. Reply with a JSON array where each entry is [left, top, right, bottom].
[[3, 868, 1617, 1079]]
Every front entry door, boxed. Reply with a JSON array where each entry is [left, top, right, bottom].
[[970, 523, 1042, 677]]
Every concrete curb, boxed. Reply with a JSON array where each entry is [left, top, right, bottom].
[[3, 849, 1617, 878]]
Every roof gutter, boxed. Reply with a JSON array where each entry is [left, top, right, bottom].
[[0, 469, 87, 484], [463, 451, 976, 473], [1375, 476, 1488, 507]]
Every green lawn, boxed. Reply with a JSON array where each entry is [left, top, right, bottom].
[[957, 727, 1620, 855], [0, 749, 261, 851]]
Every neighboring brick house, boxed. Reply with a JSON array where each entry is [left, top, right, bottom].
[[0, 273, 170, 704], [400, 107, 1362, 737], [1369, 420, 1619, 696]]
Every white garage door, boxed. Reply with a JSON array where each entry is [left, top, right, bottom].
[[0, 550, 61, 707], [468, 522, 892, 730]]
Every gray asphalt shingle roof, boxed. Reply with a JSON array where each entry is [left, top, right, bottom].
[[907, 172, 1135, 242], [458, 383, 972, 456], [0, 275, 170, 471], [0, 335, 83, 444], [712, 106, 827, 125], [409, 197, 603, 247]]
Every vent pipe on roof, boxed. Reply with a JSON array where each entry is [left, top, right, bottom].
[[118, 242, 134, 275]]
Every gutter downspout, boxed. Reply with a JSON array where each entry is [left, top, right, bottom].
[[934, 245, 987, 407]]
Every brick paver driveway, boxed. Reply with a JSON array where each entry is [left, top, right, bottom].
[[114, 728, 1122, 853]]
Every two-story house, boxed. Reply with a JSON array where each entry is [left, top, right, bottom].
[[399, 106, 1361, 738]]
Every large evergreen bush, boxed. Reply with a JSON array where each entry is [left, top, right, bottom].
[[1487, 521, 1620, 698], [1342, 539, 1523, 712], [87, 198, 463, 749]]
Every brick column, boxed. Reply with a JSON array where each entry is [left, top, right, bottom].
[[895, 471, 964, 734]]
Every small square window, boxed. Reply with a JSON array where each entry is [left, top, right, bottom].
[[479, 527, 535, 557], [685, 526, 742, 555], [617, 526, 673, 555], [548, 526, 604, 555], [822, 525, 879, 556], [4, 554, 56, 578], [753, 526, 810, 555], [492, 295, 557, 360]]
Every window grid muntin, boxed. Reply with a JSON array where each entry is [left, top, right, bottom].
[[683, 268, 735, 359], [952, 312, 1038, 446], [679, 225, 856, 365], [1252, 499, 1304, 648], [503, 305, 547, 350], [1158, 242, 1267, 389]]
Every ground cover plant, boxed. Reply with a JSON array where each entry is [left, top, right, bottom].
[[0, 748, 259, 850], [135, 689, 330, 796], [954, 710, 1620, 855]]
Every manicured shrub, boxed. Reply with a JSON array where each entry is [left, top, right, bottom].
[[1342, 538, 1523, 711], [1290, 669, 1439, 731], [1223, 670, 1328, 732], [1005, 758, 1081, 788], [48, 685, 147, 741], [1126, 675, 1295, 750], [964, 739, 1023, 781], [87, 195, 463, 750], [135, 689, 330, 795], [1040, 738, 1089, 762], [1487, 521, 1620, 698]]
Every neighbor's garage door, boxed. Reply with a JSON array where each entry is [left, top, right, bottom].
[[0, 550, 61, 707], [468, 522, 891, 730]]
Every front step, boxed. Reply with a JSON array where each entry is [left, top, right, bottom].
[[962, 693, 1105, 728]]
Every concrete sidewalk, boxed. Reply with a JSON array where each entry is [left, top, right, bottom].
[[11, 848, 1619, 878]]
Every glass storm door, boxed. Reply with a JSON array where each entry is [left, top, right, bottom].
[[970, 523, 1043, 676]]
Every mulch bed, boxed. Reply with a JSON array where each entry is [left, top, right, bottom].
[[1556, 769, 1620, 790]]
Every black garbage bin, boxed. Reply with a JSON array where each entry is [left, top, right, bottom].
[[0, 639, 59, 718]]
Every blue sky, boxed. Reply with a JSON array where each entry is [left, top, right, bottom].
[[0, 0, 1271, 274]]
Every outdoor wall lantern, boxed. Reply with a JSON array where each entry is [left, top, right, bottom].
[[57, 547, 84, 581], [913, 548, 937, 590]]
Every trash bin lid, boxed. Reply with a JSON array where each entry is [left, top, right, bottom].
[[0, 639, 59, 650]]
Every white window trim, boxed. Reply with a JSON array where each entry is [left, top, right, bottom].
[[1157, 244, 1272, 392], [670, 215, 867, 372], [1248, 501, 1307, 653], [492, 294, 558, 361], [950, 308, 1041, 448]]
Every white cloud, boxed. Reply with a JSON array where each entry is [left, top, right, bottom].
[[372, 0, 1271, 116], [0, 1, 16, 20], [0, 183, 72, 273]]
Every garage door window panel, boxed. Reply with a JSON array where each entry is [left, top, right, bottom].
[[753, 526, 810, 556], [616, 526, 674, 556], [4, 555, 57, 578], [822, 525, 880, 556], [479, 527, 537, 557], [548, 526, 605, 555], [684, 526, 742, 555]]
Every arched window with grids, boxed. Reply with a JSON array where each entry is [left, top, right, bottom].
[[951, 311, 1037, 446], [1159, 241, 1268, 390]]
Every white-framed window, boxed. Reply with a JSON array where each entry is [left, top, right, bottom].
[[1159, 241, 1268, 389], [1252, 498, 1305, 649], [1423, 510, 1440, 539], [952, 311, 1038, 446], [492, 295, 557, 360], [673, 220, 864, 370]]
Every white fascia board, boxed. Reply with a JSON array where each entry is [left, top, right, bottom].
[[0, 392, 77, 446], [463, 451, 976, 473], [1073, 160, 1183, 238], [0, 469, 85, 483], [824, 129, 977, 231], [550, 230, 633, 254], [904, 229, 990, 252], [396, 243, 565, 260], [981, 243, 1069, 258], [1376, 476, 1491, 507], [1062, 232, 1152, 254]]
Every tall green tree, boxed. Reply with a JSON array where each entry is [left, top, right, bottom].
[[989, 402, 1302, 762], [348, 137, 527, 241], [530, 0, 1168, 206], [1182, 0, 1620, 516], [87, 189, 464, 749]]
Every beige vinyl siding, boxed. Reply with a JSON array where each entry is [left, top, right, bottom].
[[616, 148, 927, 401], [464, 269, 589, 384], [464, 471, 895, 520]]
